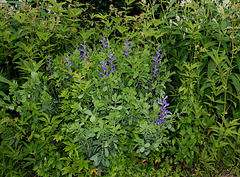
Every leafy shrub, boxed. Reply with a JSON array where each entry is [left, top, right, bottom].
[[1, 0, 240, 176]]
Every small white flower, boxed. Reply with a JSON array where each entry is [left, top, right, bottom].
[[223, 0, 231, 9], [180, 0, 193, 7], [176, 14, 180, 22], [173, 21, 178, 27]]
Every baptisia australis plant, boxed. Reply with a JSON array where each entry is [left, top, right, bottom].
[[100, 36, 117, 78], [65, 56, 73, 78], [150, 46, 167, 82], [46, 42, 92, 81], [101, 36, 108, 52], [148, 46, 168, 94], [79, 43, 90, 59], [154, 94, 171, 125], [46, 57, 53, 74], [40, 37, 175, 176], [123, 37, 132, 58], [64, 43, 91, 78]]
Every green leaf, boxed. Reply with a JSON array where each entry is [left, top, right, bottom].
[[168, 0, 177, 10], [79, 29, 95, 40], [103, 86, 108, 92], [71, 102, 82, 112], [0, 91, 7, 98], [140, 147, 145, 153], [53, 135, 64, 142], [145, 143, 150, 148], [90, 115, 96, 122], [133, 71, 138, 79], [105, 148, 109, 157], [84, 109, 92, 115], [104, 158, 109, 167], [41, 126, 52, 132], [236, 53, 240, 72], [221, 21, 227, 31], [117, 106, 122, 110], [125, 0, 136, 6], [207, 49, 227, 66], [153, 19, 165, 27], [208, 60, 216, 78], [36, 31, 53, 42], [230, 74, 240, 90], [0, 75, 12, 85], [13, 13, 26, 24]]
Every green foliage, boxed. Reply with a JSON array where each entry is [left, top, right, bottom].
[[0, 0, 240, 176]]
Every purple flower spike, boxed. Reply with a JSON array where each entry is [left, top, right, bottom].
[[166, 110, 171, 114], [49, 70, 53, 74], [160, 106, 166, 112], [163, 100, 169, 106]]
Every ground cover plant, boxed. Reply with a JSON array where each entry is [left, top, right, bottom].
[[0, 0, 240, 176]]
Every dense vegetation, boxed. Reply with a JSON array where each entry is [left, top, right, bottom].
[[0, 0, 240, 176]]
